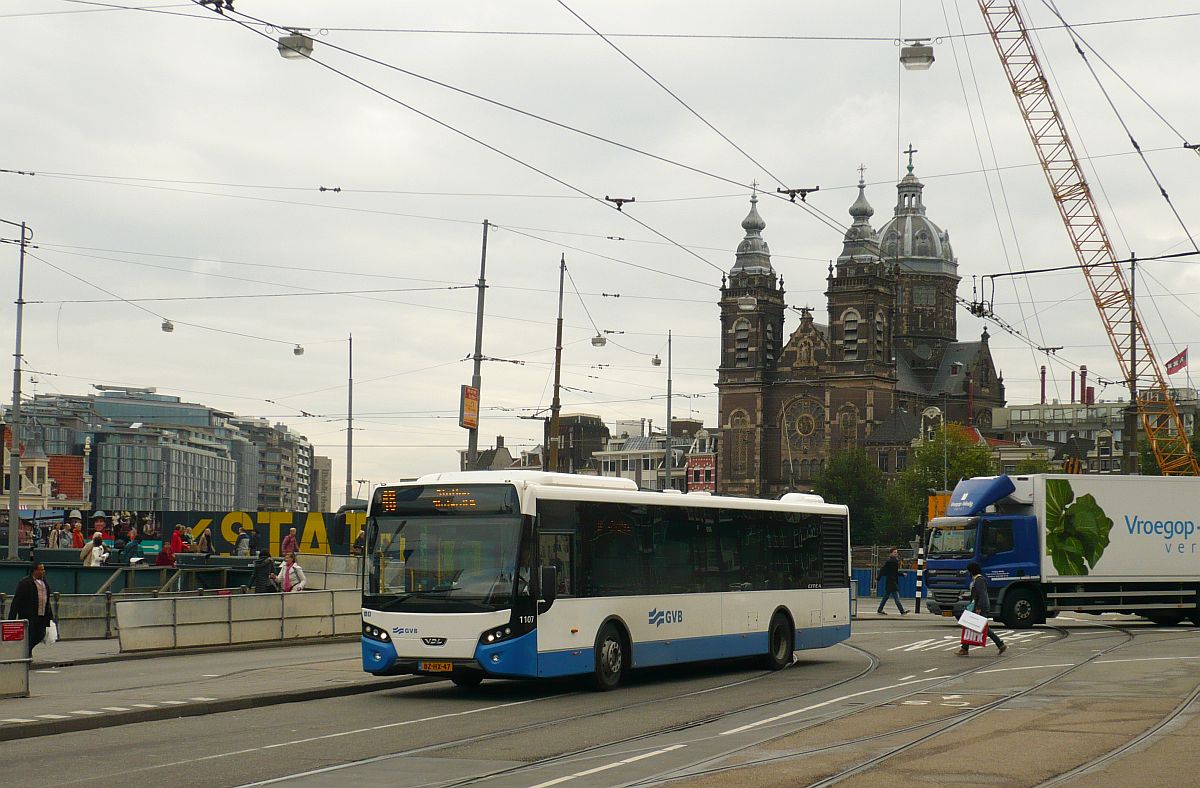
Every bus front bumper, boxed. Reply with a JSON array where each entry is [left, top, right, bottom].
[[362, 630, 538, 679]]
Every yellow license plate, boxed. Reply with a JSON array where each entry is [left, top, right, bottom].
[[421, 661, 453, 672], [942, 611, 955, 617]]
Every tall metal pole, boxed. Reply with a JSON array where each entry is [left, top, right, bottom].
[[467, 220, 489, 466], [664, 330, 673, 491], [942, 393, 949, 492], [548, 255, 566, 473], [1125, 253, 1139, 474], [7, 221, 30, 561], [345, 333, 354, 507]]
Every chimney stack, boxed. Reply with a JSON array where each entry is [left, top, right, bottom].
[[1040, 365, 1047, 405], [1086, 386, 1095, 405], [1071, 370, 1076, 403], [1080, 365, 1088, 405]]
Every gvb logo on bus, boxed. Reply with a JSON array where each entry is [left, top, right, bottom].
[[648, 608, 683, 627]]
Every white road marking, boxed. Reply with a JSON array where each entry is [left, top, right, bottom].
[[148, 697, 551, 784], [721, 677, 942, 736], [70, 710, 102, 716], [1097, 656, 1200, 665], [189, 697, 217, 701], [528, 744, 688, 788], [132, 704, 158, 708], [101, 707, 130, 712], [900, 675, 916, 680], [161, 701, 186, 705], [201, 674, 221, 678], [35, 669, 60, 674], [976, 664, 1075, 674], [2, 718, 37, 723], [924, 667, 939, 673], [36, 714, 70, 719]]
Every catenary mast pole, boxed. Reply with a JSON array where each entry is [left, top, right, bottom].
[[5, 220, 30, 561], [467, 220, 489, 466]]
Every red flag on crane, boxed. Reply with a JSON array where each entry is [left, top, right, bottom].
[[1166, 348, 1188, 375]]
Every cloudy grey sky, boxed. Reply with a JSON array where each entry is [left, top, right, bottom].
[[3, 0, 1199, 504]]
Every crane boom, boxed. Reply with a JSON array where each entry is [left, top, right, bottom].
[[978, 0, 1198, 475]]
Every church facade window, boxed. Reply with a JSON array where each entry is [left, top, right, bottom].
[[765, 321, 776, 364], [874, 311, 886, 360], [729, 410, 752, 477], [733, 319, 750, 367], [914, 285, 936, 306], [840, 309, 860, 360]]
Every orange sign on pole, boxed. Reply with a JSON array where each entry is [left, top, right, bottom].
[[459, 385, 480, 430], [927, 493, 951, 521]]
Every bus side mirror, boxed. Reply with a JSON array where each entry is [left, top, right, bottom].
[[539, 565, 557, 613]]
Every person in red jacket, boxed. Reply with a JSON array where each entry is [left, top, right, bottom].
[[169, 525, 185, 556]]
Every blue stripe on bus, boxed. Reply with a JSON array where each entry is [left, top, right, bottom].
[[795, 623, 851, 650], [533, 624, 852, 677], [632, 631, 768, 668]]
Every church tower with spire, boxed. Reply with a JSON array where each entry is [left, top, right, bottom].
[[826, 171, 896, 369], [716, 193, 786, 496]]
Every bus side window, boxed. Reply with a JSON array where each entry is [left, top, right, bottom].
[[539, 533, 574, 597]]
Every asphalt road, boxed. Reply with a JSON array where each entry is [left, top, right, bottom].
[[11, 614, 1200, 787]]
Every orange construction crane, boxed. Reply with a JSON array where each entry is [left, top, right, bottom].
[[978, 1, 1199, 475]]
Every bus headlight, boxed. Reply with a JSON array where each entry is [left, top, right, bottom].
[[480, 626, 515, 645], [363, 623, 391, 642]]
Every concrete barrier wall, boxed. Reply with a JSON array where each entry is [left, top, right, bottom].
[[115, 589, 360, 652], [295, 555, 362, 592]]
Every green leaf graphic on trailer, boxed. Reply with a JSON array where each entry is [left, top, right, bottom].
[[1044, 479, 1114, 576]]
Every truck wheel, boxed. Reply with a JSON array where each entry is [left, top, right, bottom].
[[1002, 589, 1041, 629], [762, 612, 794, 671], [591, 622, 627, 691]]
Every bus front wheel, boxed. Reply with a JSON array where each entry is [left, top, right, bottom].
[[763, 612, 794, 671], [591, 622, 627, 691]]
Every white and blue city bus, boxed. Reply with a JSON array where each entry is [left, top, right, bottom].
[[360, 471, 851, 690]]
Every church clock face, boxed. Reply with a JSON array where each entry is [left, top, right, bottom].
[[783, 399, 825, 447]]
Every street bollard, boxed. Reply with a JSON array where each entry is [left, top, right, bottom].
[[915, 545, 925, 614], [0, 620, 31, 699]]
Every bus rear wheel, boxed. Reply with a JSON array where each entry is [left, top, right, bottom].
[[762, 612, 794, 671], [591, 622, 627, 691]]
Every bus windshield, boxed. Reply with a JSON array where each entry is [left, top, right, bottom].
[[364, 483, 527, 613], [926, 517, 978, 559]]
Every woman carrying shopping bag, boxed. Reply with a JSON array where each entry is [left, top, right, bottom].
[[957, 562, 1007, 656]]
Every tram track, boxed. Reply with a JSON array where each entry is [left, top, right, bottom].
[[425, 624, 1072, 788], [242, 641, 881, 787], [641, 620, 1163, 787]]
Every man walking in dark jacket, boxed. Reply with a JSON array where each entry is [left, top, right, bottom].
[[876, 548, 908, 614], [8, 561, 56, 657], [957, 562, 1007, 656]]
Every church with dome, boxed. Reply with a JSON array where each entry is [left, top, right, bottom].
[[716, 156, 1005, 497]]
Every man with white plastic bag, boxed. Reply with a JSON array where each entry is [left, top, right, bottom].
[[956, 562, 1007, 657], [8, 561, 58, 657]]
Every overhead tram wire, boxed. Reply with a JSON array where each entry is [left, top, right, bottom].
[[945, 0, 1051, 396], [1036, 1, 1197, 151], [27, 252, 302, 348], [191, 3, 731, 277], [556, 0, 788, 192], [1041, 0, 1200, 255], [214, 3, 848, 238]]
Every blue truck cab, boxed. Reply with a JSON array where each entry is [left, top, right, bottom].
[[924, 475, 1045, 628]]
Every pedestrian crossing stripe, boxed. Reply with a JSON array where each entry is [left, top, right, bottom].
[[889, 631, 1041, 652]]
